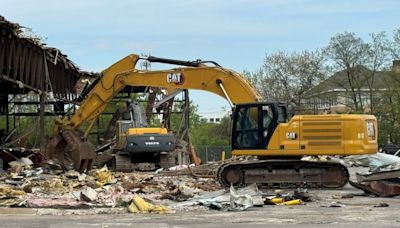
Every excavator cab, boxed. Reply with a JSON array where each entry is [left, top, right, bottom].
[[232, 102, 283, 150]]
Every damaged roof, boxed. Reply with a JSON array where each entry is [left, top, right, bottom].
[[0, 15, 96, 99]]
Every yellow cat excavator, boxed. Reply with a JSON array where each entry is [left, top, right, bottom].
[[45, 54, 378, 188]]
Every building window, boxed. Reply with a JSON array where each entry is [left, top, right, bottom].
[[361, 95, 370, 106]]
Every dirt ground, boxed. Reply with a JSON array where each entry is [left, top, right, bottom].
[[0, 190, 400, 228], [0, 167, 399, 227]]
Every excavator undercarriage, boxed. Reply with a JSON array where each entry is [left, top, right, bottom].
[[217, 159, 349, 189]]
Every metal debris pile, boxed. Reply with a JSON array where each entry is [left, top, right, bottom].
[[304, 153, 400, 197], [345, 153, 400, 197], [170, 184, 309, 212]]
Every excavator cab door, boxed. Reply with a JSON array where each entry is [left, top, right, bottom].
[[277, 104, 288, 123], [232, 103, 280, 150]]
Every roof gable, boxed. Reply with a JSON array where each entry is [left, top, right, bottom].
[[304, 65, 400, 97]]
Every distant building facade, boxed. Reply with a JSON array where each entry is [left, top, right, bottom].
[[302, 61, 400, 114], [199, 109, 230, 123]]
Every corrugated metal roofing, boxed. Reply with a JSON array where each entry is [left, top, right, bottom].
[[0, 15, 95, 99]]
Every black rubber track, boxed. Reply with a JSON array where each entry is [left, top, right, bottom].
[[217, 159, 349, 189]]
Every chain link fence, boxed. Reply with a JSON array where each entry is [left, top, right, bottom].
[[194, 145, 231, 162]]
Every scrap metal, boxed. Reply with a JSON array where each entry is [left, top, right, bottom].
[[346, 153, 400, 197]]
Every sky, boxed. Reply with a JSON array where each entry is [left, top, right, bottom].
[[2, 0, 400, 114]]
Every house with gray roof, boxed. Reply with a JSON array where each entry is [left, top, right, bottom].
[[301, 61, 400, 114]]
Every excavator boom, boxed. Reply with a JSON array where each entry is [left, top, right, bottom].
[[46, 54, 261, 171], [64, 54, 261, 131]]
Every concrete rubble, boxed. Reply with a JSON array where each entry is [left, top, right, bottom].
[[80, 187, 97, 202], [0, 158, 226, 213], [0, 153, 399, 215], [0, 155, 314, 214]]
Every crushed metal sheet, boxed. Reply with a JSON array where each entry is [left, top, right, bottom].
[[356, 169, 400, 182], [23, 168, 44, 177], [343, 154, 400, 197], [369, 180, 400, 197], [183, 184, 263, 211], [350, 180, 400, 197], [229, 185, 254, 211], [344, 153, 400, 172]]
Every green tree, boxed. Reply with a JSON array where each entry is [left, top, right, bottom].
[[363, 32, 391, 114], [191, 115, 232, 146], [169, 101, 201, 136], [324, 32, 370, 112], [243, 50, 327, 114], [392, 29, 400, 59]]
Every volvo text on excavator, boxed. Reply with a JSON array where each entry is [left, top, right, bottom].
[[45, 54, 378, 188]]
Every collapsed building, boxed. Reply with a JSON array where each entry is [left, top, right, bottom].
[[0, 16, 97, 133], [0, 15, 195, 171], [0, 15, 98, 167]]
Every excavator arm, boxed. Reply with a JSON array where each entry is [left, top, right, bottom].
[[47, 54, 261, 171], [61, 54, 261, 133]]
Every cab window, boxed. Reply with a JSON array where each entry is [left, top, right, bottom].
[[234, 106, 259, 149]]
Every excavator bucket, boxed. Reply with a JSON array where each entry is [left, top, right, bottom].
[[45, 130, 97, 172]]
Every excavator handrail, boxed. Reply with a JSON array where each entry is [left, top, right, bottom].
[[146, 55, 221, 67]]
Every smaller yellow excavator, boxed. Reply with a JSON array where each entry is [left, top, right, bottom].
[[109, 101, 176, 171]]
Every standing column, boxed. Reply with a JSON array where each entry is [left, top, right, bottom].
[[39, 91, 45, 147], [184, 89, 190, 140]]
